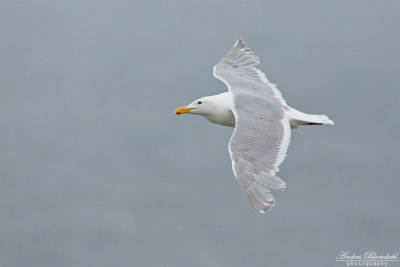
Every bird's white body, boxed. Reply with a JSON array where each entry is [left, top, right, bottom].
[[189, 92, 333, 129]]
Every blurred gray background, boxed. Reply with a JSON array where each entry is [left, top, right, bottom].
[[0, 0, 399, 266]]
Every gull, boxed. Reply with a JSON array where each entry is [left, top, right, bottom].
[[174, 39, 333, 213]]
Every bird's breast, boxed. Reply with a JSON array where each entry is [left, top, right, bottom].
[[205, 109, 236, 127]]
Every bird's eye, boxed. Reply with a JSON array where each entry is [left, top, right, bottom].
[[198, 101, 202, 104]]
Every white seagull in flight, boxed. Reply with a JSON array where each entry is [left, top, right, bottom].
[[175, 40, 333, 213]]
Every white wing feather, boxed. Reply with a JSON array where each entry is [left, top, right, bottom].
[[213, 39, 291, 212]]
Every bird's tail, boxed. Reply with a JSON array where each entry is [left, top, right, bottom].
[[288, 107, 334, 129]]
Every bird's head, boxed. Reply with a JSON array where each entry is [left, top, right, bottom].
[[174, 97, 213, 116]]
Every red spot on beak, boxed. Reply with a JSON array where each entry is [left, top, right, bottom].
[[176, 112, 181, 115]]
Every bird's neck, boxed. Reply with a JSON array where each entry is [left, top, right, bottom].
[[204, 92, 235, 127]]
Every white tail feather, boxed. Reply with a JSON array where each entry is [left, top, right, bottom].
[[287, 107, 334, 129]]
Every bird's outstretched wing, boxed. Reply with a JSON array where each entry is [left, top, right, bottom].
[[213, 40, 291, 213], [213, 39, 286, 105]]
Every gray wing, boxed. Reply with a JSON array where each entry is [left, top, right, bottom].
[[213, 39, 286, 105], [213, 40, 291, 213]]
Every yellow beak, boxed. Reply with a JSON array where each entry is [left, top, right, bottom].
[[174, 106, 192, 115]]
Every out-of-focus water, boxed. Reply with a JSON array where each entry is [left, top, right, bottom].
[[1, 1, 399, 266]]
